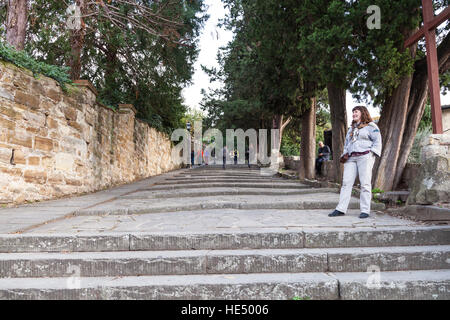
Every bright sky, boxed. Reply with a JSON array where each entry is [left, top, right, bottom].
[[182, 0, 450, 127], [181, 0, 233, 114]]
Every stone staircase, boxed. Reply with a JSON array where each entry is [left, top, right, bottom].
[[0, 166, 449, 299]]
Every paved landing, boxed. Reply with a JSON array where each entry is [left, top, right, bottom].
[[0, 166, 422, 235]]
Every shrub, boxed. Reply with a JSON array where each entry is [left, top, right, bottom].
[[0, 41, 72, 91]]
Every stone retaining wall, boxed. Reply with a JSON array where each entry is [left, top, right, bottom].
[[0, 61, 180, 205], [407, 133, 450, 205]]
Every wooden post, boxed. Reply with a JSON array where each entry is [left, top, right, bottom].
[[422, 0, 443, 134], [404, 0, 449, 134]]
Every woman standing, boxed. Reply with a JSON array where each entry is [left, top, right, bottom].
[[329, 106, 382, 219]]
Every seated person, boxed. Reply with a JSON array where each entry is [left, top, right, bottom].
[[315, 141, 330, 175]]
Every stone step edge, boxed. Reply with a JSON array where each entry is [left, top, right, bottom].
[[75, 201, 386, 216], [123, 188, 340, 199], [146, 183, 311, 190], [1, 226, 449, 252], [156, 179, 299, 184], [0, 270, 449, 300], [0, 245, 448, 278]]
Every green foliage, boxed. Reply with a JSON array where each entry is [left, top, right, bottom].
[[281, 133, 300, 156], [202, 0, 310, 133], [293, 296, 311, 300], [17, 0, 207, 133], [0, 41, 72, 90], [372, 188, 384, 194], [418, 103, 432, 132]]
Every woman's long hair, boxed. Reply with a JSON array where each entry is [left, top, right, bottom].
[[351, 106, 373, 127], [350, 106, 373, 139]]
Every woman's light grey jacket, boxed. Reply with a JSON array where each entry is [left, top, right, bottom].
[[341, 122, 382, 157]]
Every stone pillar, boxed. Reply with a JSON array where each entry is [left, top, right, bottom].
[[73, 80, 98, 97], [116, 104, 137, 182], [407, 133, 450, 205], [118, 104, 137, 115]]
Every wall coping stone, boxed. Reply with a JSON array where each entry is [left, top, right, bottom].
[[73, 80, 98, 96], [118, 104, 137, 115]]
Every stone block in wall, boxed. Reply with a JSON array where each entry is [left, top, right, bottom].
[[41, 156, 54, 169], [0, 104, 22, 120], [12, 149, 26, 165], [0, 147, 12, 164], [23, 109, 46, 126], [7, 131, 32, 149], [12, 76, 30, 93], [47, 117, 59, 130], [14, 90, 40, 110], [34, 136, 53, 152], [67, 120, 80, 132], [65, 177, 82, 186], [48, 173, 64, 184], [23, 170, 47, 184], [45, 88, 61, 103], [27, 156, 40, 166], [0, 166, 22, 176], [31, 79, 45, 96], [63, 106, 78, 121], [85, 110, 95, 126], [407, 133, 450, 205], [54, 153, 74, 171], [25, 126, 40, 135], [0, 86, 14, 101], [0, 117, 15, 130]]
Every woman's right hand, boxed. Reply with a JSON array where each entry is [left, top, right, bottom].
[[340, 154, 349, 163]]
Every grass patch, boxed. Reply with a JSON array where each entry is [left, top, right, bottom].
[[293, 296, 311, 300]]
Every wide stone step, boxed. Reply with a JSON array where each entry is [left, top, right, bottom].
[[74, 196, 384, 215], [158, 178, 289, 184], [120, 188, 339, 199], [191, 165, 260, 170], [336, 270, 450, 300], [166, 175, 281, 180], [0, 270, 448, 300], [0, 246, 448, 278], [72, 192, 385, 215], [2, 227, 449, 252], [147, 182, 311, 191], [176, 173, 267, 178]]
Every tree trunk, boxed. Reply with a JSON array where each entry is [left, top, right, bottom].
[[272, 114, 292, 150], [372, 27, 419, 192], [272, 114, 283, 149], [392, 62, 428, 189], [69, 0, 86, 80], [327, 82, 347, 183], [373, 31, 450, 191], [392, 33, 450, 189], [298, 97, 316, 180], [373, 74, 413, 191], [6, 0, 28, 50]]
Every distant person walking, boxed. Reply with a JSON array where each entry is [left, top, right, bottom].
[[222, 145, 228, 170], [315, 141, 330, 175], [329, 106, 382, 219]]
